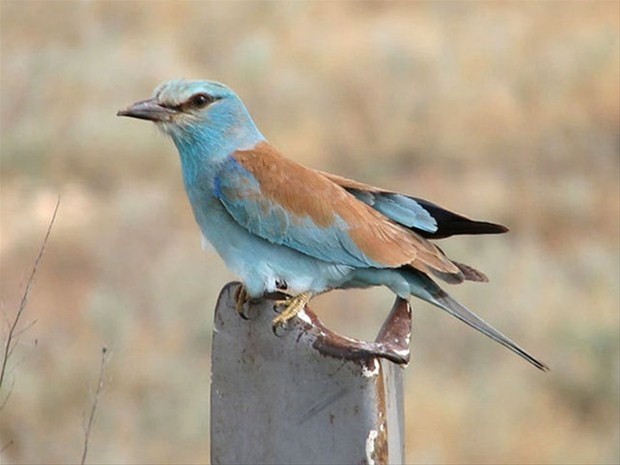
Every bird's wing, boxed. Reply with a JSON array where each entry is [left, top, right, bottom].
[[319, 172, 508, 239], [213, 142, 461, 279]]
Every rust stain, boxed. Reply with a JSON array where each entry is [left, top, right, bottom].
[[373, 368, 389, 465], [309, 296, 412, 366], [234, 285, 412, 366]]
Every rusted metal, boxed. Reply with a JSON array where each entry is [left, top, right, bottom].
[[308, 296, 411, 365], [210, 282, 409, 465]]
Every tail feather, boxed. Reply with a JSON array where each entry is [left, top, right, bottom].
[[406, 270, 549, 371], [433, 290, 549, 371], [425, 247, 489, 284], [451, 260, 489, 283]]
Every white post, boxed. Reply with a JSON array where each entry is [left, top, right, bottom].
[[210, 282, 411, 465]]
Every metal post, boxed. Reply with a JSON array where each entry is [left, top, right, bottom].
[[211, 283, 411, 465]]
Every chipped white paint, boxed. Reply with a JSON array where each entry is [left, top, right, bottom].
[[392, 348, 409, 358], [339, 334, 363, 344], [362, 358, 380, 378], [365, 429, 379, 465], [297, 309, 312, 325]]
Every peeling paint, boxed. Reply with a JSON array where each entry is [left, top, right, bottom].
[[365, 429, 379, 465], [392, 348, 409, 358], [362, 359, 380, 378], [297, 309, 312, 325]]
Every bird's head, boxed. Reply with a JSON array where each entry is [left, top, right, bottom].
[[118, 79, 264, 156]]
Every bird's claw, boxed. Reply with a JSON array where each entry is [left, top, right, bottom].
[[271, 292, 313, 335], [234, 285, 251, 320], [271, 319, 289, 337]]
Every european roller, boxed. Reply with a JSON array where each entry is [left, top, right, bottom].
[[118, 79, 547, 371]]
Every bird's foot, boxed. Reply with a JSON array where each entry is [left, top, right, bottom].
[[272, 292, 313, 334], [234, 284, 251, 320]]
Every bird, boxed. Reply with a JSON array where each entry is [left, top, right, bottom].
[[118, 79, 548, 371]]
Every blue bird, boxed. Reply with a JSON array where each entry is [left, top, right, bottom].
[[118, 79, 547, 371]]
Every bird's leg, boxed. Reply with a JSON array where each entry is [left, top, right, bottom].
[[272, 291, 313, 333], [234, 284, 251, 319]]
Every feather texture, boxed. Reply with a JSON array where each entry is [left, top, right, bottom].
[[117, 78, 547, 370], [214, 142, 463, 282], [320, 171, 508, 239]]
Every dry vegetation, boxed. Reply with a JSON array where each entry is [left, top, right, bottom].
[[1, 1, 618, 464]]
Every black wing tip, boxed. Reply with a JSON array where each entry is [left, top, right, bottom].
[[410, 198, 510, 238], [465, 220, 510, 235], [417, 220, 509, 239], [494, 223, 510, 234]]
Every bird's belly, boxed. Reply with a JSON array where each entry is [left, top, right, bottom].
[[191, 198, 352, 297]]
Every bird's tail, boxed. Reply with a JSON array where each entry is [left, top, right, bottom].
[[403, 268, 549, 371]]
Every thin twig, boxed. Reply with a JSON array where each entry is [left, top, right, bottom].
[[80, 346, 108, 465], [0, 378, 15, 411], [12, 319, 38, 340], [0, 197, 60, 395]]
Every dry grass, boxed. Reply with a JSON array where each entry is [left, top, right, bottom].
[[1, 1, 618, 463]]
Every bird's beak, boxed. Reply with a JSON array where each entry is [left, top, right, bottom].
[[117, 98, 177, 122]]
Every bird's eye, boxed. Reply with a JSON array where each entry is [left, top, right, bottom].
[[189, 93, 214, 108]]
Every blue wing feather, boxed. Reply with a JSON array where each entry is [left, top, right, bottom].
[[348, 191, 438, 233], [213, 157, 381, 268]]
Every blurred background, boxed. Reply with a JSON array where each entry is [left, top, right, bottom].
[[1, 1, 618, 463]]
